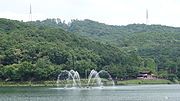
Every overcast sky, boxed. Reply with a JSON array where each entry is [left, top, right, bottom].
[[0, 0, 180, 27]]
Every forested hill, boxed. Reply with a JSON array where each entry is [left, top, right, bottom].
[[67, 19, 180, 73], [0, 18, 179, 82], [0, 18, 149, 81], [29, 19, 180, 81], [68, 19, 180, 47]]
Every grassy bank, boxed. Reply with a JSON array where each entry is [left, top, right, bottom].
[[0, 81, 57, 87], [117, 79, 175, 85], [0, 79, 178, 87]]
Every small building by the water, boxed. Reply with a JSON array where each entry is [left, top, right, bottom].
[[137, 71, 156, 80]]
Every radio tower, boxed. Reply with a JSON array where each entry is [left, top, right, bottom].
[[146, 9, 148, 25], [29, 3, 32, 21]]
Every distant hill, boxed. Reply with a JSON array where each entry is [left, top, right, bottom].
[[30, 19, 180, 74], [0, 18, 179, 82], [68, 19, 180, 47], [67, 19, 180, 73], [28, 19, 180, 80], [0, 18, 148, 81]]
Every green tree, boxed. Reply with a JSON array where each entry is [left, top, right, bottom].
[[34, 57, 53, 80], [18, 62, 35, 81], [1, 64, 19, 81]]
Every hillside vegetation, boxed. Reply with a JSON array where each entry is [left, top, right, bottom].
[[0, 18, 146, 81], [68, 19, 180, 72], [0, 18, 179, 82], [30, 19, 180, 81]]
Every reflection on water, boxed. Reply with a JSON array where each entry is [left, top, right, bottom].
[[0, 85, 180, 101]]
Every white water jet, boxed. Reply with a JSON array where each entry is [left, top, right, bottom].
[[88, 70, 115, 87], [57, 70, 81, 88], [57, 69, 115, 88]]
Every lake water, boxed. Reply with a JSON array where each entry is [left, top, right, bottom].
[[0, 84, 180, 101]]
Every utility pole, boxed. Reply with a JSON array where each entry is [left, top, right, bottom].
[[29, 3, 32, 21], [146, 9, 148, 25]]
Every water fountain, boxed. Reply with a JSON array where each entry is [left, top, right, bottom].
[[57, 69, 115, 88], [57, 70, 81, 88], [87, 70, 115, 87]]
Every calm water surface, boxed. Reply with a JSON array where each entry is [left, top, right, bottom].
[[0, 84, 180, 101]]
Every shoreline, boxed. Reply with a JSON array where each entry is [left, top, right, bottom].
[[116, 79, 176, 85], [0, 79, 178, 87]]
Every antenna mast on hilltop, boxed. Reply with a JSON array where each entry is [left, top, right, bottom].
[[146, 9, 148, 25], [29, 3, 32, 21]]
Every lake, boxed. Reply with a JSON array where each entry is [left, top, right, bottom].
[[0, 84, 180, 101]]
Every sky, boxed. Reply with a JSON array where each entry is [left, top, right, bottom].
[[0, 0, 180, 27]]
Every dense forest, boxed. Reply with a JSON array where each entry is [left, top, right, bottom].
[[0, 18, 179, 82], [67, 19, 180, 79]]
